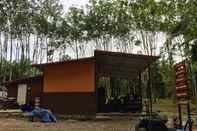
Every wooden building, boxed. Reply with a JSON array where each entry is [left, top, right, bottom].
[[33, 50, 159, 114], [4, 76, 43, 106], [0, 86, 7, 99]]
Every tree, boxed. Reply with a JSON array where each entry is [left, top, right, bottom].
[[0, 0, 63, 82]]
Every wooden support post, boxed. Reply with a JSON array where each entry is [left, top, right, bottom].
[[95, 58, 98, 113], [178, 104, 182, 129], [138, 72, 142, 112], [187, 102, 192, 131], [148, 66, 153, 115], [110, 77, 116, 97], [138, 72, 142, 97], [187, 90, 192, 131], [130, 79, 134, 95], [187, 60, 192, 131], [95, 74, 99, 112]]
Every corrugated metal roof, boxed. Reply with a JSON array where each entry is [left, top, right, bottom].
[[95, 50, 159, 78], [2, 76, 42, 86], [32, 57, 94, 70], [32, 50, 159, 70]]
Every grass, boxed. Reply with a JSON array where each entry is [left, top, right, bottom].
[[152, 99, 176, 112], [0, 109, 22, 113], [152, 99, 197, 126]]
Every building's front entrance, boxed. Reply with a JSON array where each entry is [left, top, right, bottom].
[[17, 84, 27, 105], [97, 76, 142, 113]]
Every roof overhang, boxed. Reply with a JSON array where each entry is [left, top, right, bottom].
[[32, 50, 160, 79], [95, 50, 160, 78], [32, 57, 94, 70], [2, 76, 43, 86]]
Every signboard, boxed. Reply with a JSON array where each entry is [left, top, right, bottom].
[[174, 61, 188, 105], [174, 60, 192, 131]]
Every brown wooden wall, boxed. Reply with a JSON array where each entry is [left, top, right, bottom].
[[42, 58, 96, 114], [7, 83, 18, 98], [42, 92, 96, 114], [6, 76, 43, 106], [43, 58, 95, 92], [27, 77, 43, 104]]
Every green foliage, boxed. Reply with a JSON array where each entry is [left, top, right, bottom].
[[191, 42, 197, 62], [159, 59, 175, 98], [0, 59, 41, 82], [0, 0, 62, 82], [151, 62, 166, 98]]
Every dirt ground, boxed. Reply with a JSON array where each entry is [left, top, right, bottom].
[[0, 117, 135, 131], [0, 115, 196, 131]]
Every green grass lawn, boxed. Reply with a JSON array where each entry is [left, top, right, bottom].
[[152, 99, 197, 126]]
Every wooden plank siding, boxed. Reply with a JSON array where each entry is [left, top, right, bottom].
[[4, 76, 43, 107], [41, 58, 96, 114], [43, 58, 95, 93]]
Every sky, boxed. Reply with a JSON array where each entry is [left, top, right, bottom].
[[60, 0, 89, 11], [57, 0, 182, 62], [58, 0, 166, 59]]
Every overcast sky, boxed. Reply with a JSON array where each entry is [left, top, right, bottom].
[[60, 0, 89, 11], [58, 0, 166, 58], [58, 0, 181, 62]]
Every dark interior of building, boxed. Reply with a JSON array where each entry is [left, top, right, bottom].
[[97, 76, 142, 113], [94, 50, 158, 113]]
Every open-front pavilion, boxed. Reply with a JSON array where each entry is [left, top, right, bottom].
[[95, 50, 159, 113]]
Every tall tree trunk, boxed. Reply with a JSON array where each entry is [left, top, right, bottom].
[[27, 33, 31, 60], [39, 36, 44, 63], [0, 32, 3, 82], [20, 36, 25, 61], [75, 40, 79, 59], [3, 32, 9, 82], [9, 33, 13, 80], [4, 32, 8, 60], [16, 39, 20, 62], [33, 35, 39, 63]]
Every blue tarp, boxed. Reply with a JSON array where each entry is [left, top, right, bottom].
[[28, 107, 57, 123], [20, 104, 34, 112]]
